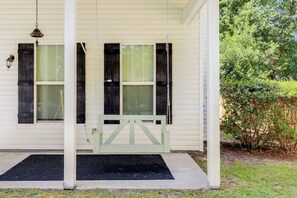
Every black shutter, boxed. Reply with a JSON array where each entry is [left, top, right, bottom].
[[104, 44, 120, 124], [156, 43, 172, 124], [77, 43, 86, 124], [18, 44, 34, 124]]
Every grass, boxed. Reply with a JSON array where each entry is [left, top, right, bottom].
[[210, 161, 297, 198], [0, 158, 296, 198]]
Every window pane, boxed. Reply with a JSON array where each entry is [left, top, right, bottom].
[[37, 85, 64, 121], [123, 85, 153, 115], [37, 45, 64, 81], [122, 45, 154, 82]]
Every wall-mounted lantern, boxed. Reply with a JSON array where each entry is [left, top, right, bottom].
[[6, 55, 15, 70]]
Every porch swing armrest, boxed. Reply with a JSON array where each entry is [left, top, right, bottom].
[[92, 128, 103, 134], [92, 128, 98, 135], [161, 130, 170, 135], [161, 130, 170, 153], [92, 127, 104, 153]]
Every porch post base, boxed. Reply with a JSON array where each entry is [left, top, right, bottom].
[[207, 182, 220, 189], [63, 183, 77, 190]]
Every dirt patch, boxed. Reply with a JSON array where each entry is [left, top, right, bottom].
[[183, 141, 297, 167], [221, 141, 297, 165]]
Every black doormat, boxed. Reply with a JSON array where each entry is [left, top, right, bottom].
[[0, 155, 174, 181]]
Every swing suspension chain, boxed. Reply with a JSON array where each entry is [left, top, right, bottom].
[[166, 0, 171, 124]]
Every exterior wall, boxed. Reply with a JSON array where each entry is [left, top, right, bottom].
[[0, 0, 201, 151], [200, 3, 208, 142]]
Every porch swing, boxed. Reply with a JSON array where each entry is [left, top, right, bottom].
[[92, 0, 171, 153]]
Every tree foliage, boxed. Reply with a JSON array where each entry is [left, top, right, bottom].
[[220, 1, 297, 152], [221, 80, 297, 152], [220, 0, 297, 81]]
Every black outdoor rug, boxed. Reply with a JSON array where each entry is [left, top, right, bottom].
[[0, 155, 174, 181]]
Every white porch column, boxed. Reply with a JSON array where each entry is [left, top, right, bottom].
[[206, 0, 220, 188], [64, 0, 77, 190]]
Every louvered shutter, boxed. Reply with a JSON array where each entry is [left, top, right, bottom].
[[77, 43, 86, 123], [18, 44, 34, 123], [104, 44, 120, 124], [156, 43, 172, 124]]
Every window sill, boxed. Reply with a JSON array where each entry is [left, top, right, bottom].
[[36, 121, 64, 124]]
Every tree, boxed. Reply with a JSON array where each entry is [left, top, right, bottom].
[[268, 0, 297, 79], [220, 0, 297, 81]]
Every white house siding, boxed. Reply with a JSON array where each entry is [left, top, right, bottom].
[[0, 0, 201, 151], [199, 3, 208, 142]]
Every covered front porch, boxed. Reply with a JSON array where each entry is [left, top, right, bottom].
[[0, 152, 207, 189], [0, 0, 220, 190], [62, 0, 219, 189]]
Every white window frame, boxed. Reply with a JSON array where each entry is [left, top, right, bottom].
[[120, 43, 156, 117], [34, 44, 65, 123]]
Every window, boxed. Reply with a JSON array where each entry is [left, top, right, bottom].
[[17, 43, 85, 124], [36, 45, 64, 121], [104, 43, 172, 124], [121, 45, 155, 115]]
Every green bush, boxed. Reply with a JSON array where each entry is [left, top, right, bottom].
[[221, 80, 297, 152]]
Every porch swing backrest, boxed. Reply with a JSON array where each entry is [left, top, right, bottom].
[[92, 115, 170, 153]]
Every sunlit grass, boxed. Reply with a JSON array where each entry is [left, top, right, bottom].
[[0, 160, 296, 198], [213, 161, 297, 198]]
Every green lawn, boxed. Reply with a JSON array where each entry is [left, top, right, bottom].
[[0, 158, 296, 198], [208, 161, 297, 198]]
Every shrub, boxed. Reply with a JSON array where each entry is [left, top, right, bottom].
[[221, 80, 297, 152]]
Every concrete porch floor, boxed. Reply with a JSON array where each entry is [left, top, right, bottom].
[[0, 152, 207, 190]]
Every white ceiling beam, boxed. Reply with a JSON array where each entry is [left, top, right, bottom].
[[183, 0, 206, 25]]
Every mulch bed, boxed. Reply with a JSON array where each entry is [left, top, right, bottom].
[[186, 141, 297, 165], [221, 141, 297, 163]]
